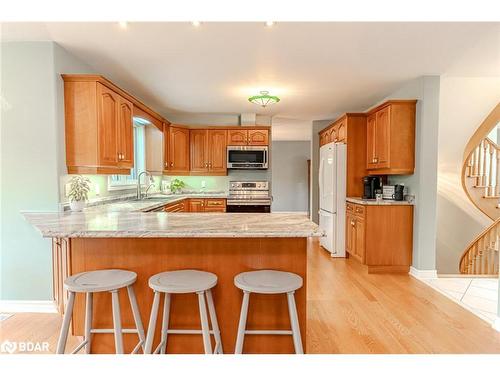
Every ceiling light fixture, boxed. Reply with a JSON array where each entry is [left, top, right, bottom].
[[248, 91, 280, 108], [265, 21, 275, 27], [118, 21, 128, 29], [192, 21, 201, 27]]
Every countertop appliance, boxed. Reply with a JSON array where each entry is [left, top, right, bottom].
[[362, 176, 382, 199], [227, 181, 271, 213], [227, 146, 268, 170], [382, 184, 408, 200], [319, 143, 347, 257]]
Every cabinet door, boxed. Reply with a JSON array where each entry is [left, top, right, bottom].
[[337, 120, 346, 143], [366, 113, 377, 169], [97, 83, 119, 166], [329, 126, 337, 143], [248, 129, 269, 145], [190, 129, 208, 172], [345, 212, 353, 255], [188, 198, 205, 212], [208, 129, 227, 173], [375, 106, 390, 169], [354, 217, 365, 263], [227, 129, 248, 146], [163, 123, 169, 172], [169, 126, 190, 173], [117, 96, 134, 168]]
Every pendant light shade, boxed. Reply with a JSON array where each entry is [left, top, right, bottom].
[[248, 91, 280, 107]]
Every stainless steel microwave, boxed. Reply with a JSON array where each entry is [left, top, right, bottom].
[[227, 146, 268, 170]]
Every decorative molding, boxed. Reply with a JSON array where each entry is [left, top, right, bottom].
[[409, 266, 438, 280], [492, 317, 500, 332], [0, 300, 57, 313]]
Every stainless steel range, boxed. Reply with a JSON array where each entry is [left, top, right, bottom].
[[227, 181, 271, 213]]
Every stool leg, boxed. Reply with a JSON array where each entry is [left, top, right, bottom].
[[56, 291, 75, 354], [197, 291, 212, 354], [84, 292, 93, 354], [234, 291, 250, 354], [286, 291, 303, 354], [159, 293, 171, 354], [127, 285, 145, 353], [205, 289, 223, 354], [111, 290, 124, 354], [144, 291, 161, 354]]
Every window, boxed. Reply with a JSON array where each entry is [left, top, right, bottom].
[[108, 120, 146, 190]]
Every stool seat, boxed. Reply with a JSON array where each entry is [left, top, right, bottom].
[[234, 270, 303, 294], [149, 270, 217, 294], [64, 269, 137, 293]]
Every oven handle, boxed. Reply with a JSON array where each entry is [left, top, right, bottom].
[[227, 200, 271, 206]]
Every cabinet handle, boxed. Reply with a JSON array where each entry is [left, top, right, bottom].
[[170, 162, 174, 167], [165, 162, 168, 167]]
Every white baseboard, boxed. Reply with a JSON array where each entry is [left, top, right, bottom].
[[0, 300, 57, 313], [493, 317, 500, 332], [409, 266, 438, 280]]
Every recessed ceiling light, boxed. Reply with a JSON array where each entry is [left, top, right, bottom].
[[192, 21, 201, 27], [265, 21, 275, 27], [118, 21, 128, 29]]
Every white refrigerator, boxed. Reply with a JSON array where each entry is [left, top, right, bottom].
[[318, 142, 347, 257]]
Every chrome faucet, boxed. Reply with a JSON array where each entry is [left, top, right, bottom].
[[137, 171, 154, 200]]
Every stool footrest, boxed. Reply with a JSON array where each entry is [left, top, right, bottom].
[[90, 328, 140, 334], [166, 329, 218, 335], [244, 329, 293, 335]]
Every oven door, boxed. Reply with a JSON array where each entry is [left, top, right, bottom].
[[226, 204, 271, 213], [227, 146, 268, 169]]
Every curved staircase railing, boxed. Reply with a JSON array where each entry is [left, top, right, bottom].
[[460, 103, 500, 275], [459, 219, 500, 275]]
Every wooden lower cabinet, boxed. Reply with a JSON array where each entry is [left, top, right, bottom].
[[163, 198, 226, 213], [52, 238, 72, 316], [163, 199, 188, 212], [346, 202, 413, 273]]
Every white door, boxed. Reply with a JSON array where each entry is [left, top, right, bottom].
[[319, 144, 336, 214], [319, 210, 335, 253]]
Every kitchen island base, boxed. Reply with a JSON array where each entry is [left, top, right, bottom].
[[54, 237, 307, 354]]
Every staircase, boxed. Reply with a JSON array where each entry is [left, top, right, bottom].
[[460, 103, 500, 275]]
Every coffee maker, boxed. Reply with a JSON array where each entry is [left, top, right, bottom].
[[362, 176, 382, 199]]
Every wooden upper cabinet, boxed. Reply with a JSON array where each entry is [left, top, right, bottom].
[[63, 75, 166, 175], [117, 96, 134, 168], [336, 118, 347, 142], [227, 129, 247, 145], [374, 106, 390, 169], [227, 129, 269, 146], [190, 129, 208, 172], [366, 113, 377, 169], [366, 100, 416, 174], [208, 129, 227, 173], [248, 129, 269, 145], [169, 126, 190, 174], [188, 129, 227, 175], [96, 83, 119, 167]]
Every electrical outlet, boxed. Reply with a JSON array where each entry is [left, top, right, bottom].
[[201, 180, 206, 188]]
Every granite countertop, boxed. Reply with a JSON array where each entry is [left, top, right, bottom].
[[22, 212, 323, 238], [346, 197, 414, 206], [82, 193, 229, 213]]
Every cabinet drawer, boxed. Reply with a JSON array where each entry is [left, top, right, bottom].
[[163, 200, 186, 212], [346, 202, 355, 213], [205, 198, 226, 207]]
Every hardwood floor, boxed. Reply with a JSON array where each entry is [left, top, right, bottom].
[[1, 238, 499, 354]]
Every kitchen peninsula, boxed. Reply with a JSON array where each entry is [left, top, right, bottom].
[[24, 210, 321, 354]]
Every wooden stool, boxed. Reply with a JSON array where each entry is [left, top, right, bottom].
[[144, 270, 222, 354], [56, 269, 145, 354], [233, 270, 303, 354]]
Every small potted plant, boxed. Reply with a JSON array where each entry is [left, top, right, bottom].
[[68, 175, 91, 211], [170, 178, 186, 194]]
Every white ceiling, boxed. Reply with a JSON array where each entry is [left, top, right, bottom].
[[2, 22, 499, 140]]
